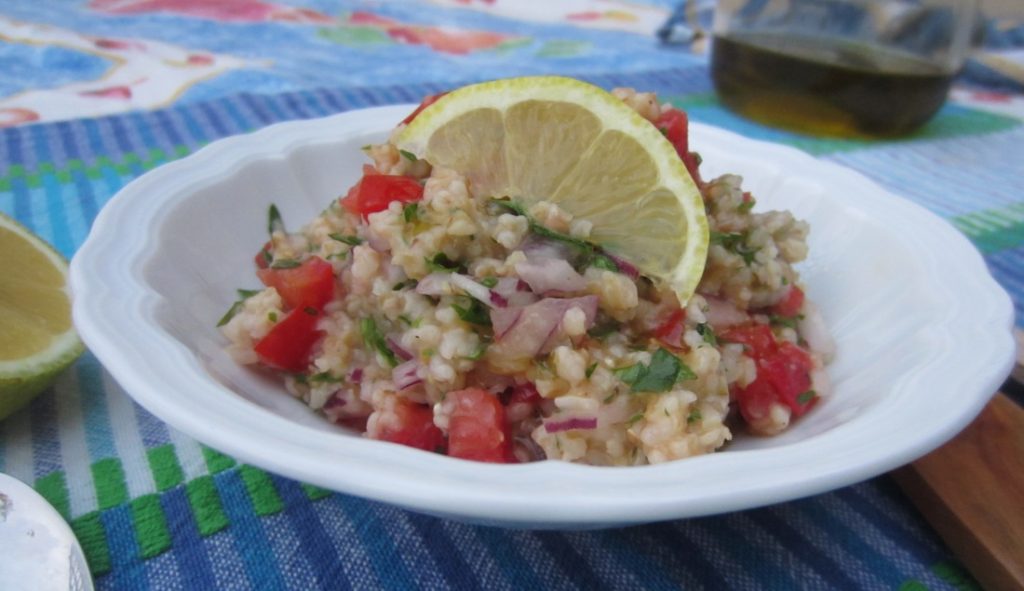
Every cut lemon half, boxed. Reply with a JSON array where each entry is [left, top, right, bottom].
[[395, 75, 709, 302], [0, 213, 84, 420]]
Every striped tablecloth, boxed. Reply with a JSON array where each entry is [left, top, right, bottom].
[[1, 64, 1020, 590]]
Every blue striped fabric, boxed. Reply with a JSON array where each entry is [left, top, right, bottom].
[[0, 66, 1013, 590]]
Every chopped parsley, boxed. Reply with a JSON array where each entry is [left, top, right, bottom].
[[452, 297, 490, 327], [479, 276, 498, 288], [687, 409, 703, 424], [329, 233, 362, 246], [309, 372, 342, 383], [267, 311, 277, 322], [216, 301, 244, 327], [585, 362, 598, 379], [590, 254, 619, 272], [267, 204, 285, 235], [769, 314, 803, 329], [627, 413, 644, 425], [360, 317, 399, 367], [393, 279, 417, 291], [696, 323, 718, 346], [796, 390, 817, 405], [216, 287, 266, 327], [465, 343, 488, 361], [738, 197, 756, 214], [614, 348, 696, 394], [709, 230, 759, 265], [425, 252, 462, 273], [402, 202, 419, 223], [399, 149, 417, 162], [270, 259, 301, 270]]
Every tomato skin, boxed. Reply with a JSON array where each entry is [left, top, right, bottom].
[[721, 324, 777, 358], [771, 286, 805, 318], [376, 399, 446, 452], [447, 388, 513, 463], [254, 307, 324, 372], [654, 107, 702, 182], [257, 256, 335, 311], [401, 92, 447, 125], [341, 173, 424, 216], [723, 324, 816, 425], [652, 308, 687, 348]]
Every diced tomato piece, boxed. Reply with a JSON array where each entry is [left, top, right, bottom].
[[375, 399, 446, 453], [761, 341, 815, 416], [254, 307, 324, 372], [771, 286, 805, 318], [652, 308, 687, 348], [656, 108, 689, 156], [401, 92, 447, 125], [727, 323, 816, 425], [255, 241, 272, 269], [721, 324, 777, 358], [257, 256, 335, 311], [341, 173, 424, 216], [654, 107, 702, 182], [447, 388, 513, 463]]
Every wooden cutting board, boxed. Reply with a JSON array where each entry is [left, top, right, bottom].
[[893, 392, 1024, 591]]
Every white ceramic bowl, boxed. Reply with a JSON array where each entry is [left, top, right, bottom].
[[70, 105, 1016, 528]]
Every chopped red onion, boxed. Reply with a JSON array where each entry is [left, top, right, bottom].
[[520, 234, 573, 261], [605, 253, 639, 279], [704, 295, 749, 328], [449, 273, 505, 308], [543, 416, 598, 433], [493, 277, 536, 307], [392, 359, 423, 390], [348, 368, 363, 383], [490, 295, 598, 357], [515, 259, 587, 294], [415, 272, 450, 296], [387, 337, 413, 361]]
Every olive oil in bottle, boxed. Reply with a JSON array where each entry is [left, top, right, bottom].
[[710, 32, 954, 137]]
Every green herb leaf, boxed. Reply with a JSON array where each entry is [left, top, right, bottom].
[[488, 198, 528, 217], [591, 254, 619, 272], [393, 279, 417, 291], [452, 297, 490, 327], [216, 301, 244, 327], [399, 149, 417, 162], [696, 323, 718, 346], [360, 317, 399, 367], [615, 348, 696, 393], [738, 197, 756, 214], [329, 233, 362, 246], [425, 252, 461, 273], [261, 248, 273, 265], [271, 259, 301, 270], [309, 372, 342, 383], [627, 413, 644, 425], [237, 288, 262, 299], [402, 202, 419, 223], [480, 276, 498, 288], [465, 343, 488, 361], [267, 311, 278, 323], [267, 204, 285, 236], [796, 390, 817, 405], [769, 314, 803, 330], [687, 409, 702, 424], [709, 230, 759, 265], [585, 363, 598, 379]]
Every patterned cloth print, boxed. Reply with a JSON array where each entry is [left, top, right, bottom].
[[1, 66, 1014, 590], [0, 0, 692, 126]]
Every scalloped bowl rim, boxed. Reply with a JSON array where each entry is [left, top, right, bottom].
[[70, 105, 1016, 527]]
